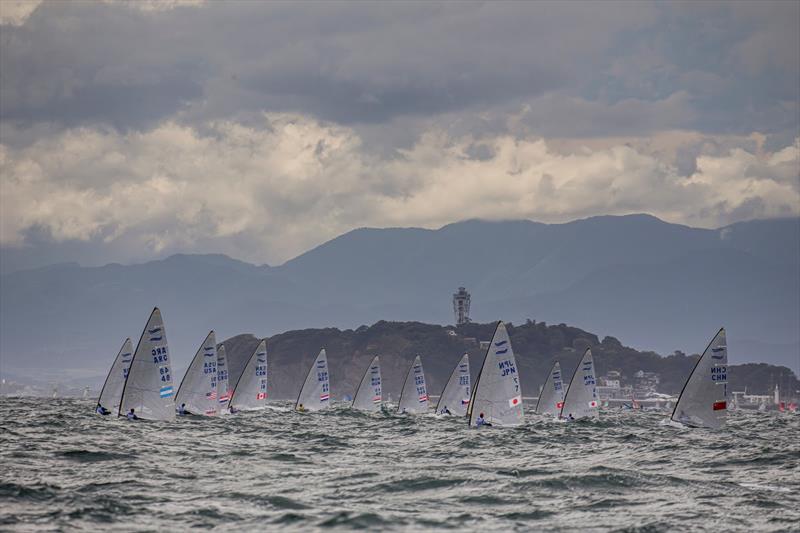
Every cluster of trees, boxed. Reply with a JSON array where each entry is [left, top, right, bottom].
[[220, 320, 799, 401]]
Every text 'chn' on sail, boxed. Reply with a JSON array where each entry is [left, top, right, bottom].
[[228, 339, 269, 412], [559, 348, 599, 421], [352, 355, 381, 411], [398, 355, 429, 414], [468, 322, 524, 427], [295, 349, 332, 412], [436, 353, 470, 416], [671, 328, 728, 429], [175, 330, 218, 416], [118, 307, 176, 421], [96, 338, 133, 416]]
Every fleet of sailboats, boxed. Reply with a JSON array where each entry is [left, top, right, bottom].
[[97, 308, 731, 430]]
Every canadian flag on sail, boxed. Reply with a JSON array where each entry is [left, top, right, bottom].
[[508, 395, 522, 408]]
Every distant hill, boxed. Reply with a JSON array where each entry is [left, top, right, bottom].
[[0, 214, 797, 379], [217, 320, 799, 401]]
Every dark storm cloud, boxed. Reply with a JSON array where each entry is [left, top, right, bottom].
[[10, 0, 795, 135]]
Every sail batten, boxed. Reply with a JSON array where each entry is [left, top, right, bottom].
[[228, 339, 269, 411], [295, 349, 331, 411], [467, 322, 524, 427], [534, 361, 565, 417], [398, 355, 429, 413], [118, 308, 176, 421], [352, 355, 381, 411], [671, 328, 728, 429], [436, 353, 470, 416], [175, 331, 218, 416], [97, 338, 133, 414], [559, 348, 599, 420]]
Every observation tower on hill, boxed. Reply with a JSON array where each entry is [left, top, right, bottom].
[[453, 287, 471, 326]]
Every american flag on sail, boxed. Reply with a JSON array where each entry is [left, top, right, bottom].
[[206, 390, 217, 400], [320, 393, 330, 401], [205, 409, 217, 415], [461, 398, 470, 405]]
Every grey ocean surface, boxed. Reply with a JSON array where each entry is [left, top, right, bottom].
[[1, 398, 798, 531]]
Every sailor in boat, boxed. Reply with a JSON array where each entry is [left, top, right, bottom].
[[475, 412, 492, 427], [440, 406, 452, 415], [297, 404, 306, 412], [126, 408, 138, 421], [178, 403, 189, 416], [567, 413, 575, 422], [96, 405, 111, 415]]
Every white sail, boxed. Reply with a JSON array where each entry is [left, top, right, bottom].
[[352, 355, 381, 411], [216, 344, 231, 412], [228, 339, 268, 411], [560, 348, 599, 420], [436, 353, 470, 416], [295, 349, 331, 411], [398, 355, 429, 413], [119, 307, 176, 421], [96, 338, 133, 414], [175, 331, 218, 416], [534, 361, 565, 417], [671, 328, 728, 429], [467, 322, 524, 427]]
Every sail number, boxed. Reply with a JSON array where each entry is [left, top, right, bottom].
[[499, 360, 517, 376]]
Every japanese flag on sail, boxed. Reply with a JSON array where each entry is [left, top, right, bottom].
[[508, 395, 522, 408], [556, 401, 564, 409], [256, 392, 266, 400], [588, 400, 598, 408]]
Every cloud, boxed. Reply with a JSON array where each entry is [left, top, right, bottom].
[[2, 115, 797, 266], [1, 1, 796, 138]]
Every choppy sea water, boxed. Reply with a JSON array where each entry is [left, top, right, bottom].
[[1, 398, 798, 532]]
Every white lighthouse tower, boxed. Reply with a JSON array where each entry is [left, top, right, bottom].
[[453, 287, 471, 326]]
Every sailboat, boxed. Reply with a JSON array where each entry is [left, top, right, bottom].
[[397, 355, 429, 414], [559, 348, 599, 420], [435, 353, 470, 416], [352, 355, 382, 411], [467, 322, 524, 427], [118, 307, 176, 421], [96, 338, 133, 415], [228, 339, 269, 412], [295, 349, 331, 411], [671, 328, 727, 429], [534, 361, 565, 417], [175, 331, 218, 416], [216, 344, 231, 413]]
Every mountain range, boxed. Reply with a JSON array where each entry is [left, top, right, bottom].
[[0, 214, 797, 381]]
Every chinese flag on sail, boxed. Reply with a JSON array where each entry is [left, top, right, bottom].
[[712, 401, 726, 410]]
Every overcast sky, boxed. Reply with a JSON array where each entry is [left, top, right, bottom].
[[1, 0, 798, 271]]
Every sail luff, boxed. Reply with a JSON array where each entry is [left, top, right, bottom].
[[97, 338, 133, 413], [228, 339, 269, 411], [118, 307, 175, 421], [397, 355, 428, 413], [559, 348, 598, 420], [295, 349, 331, 411], [352, 355, 381, 411], [175, 330, 218, 416], [435, 353, 470, 416], [671, 328, 727, 429]]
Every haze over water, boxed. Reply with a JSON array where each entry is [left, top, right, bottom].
[[2, 398, 798, 531]]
